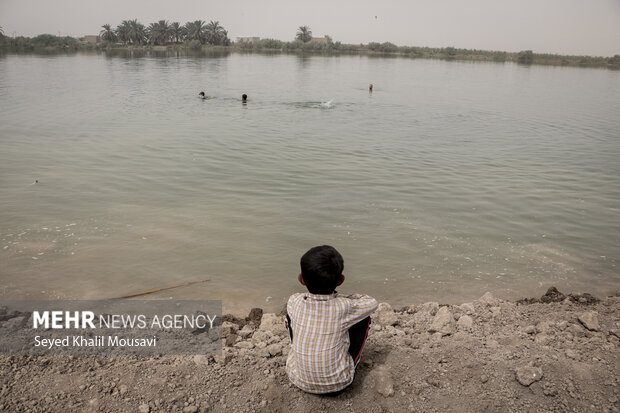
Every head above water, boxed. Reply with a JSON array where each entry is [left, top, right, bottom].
[[199, 91, 205, 97], [242, 93, 247, 102], [299, 245, 345, 294]]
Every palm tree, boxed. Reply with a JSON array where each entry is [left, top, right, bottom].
[[127, 19, 146, 45], [170, 22, 185, 44], [116, 20, 131, 44], [184, 20, 207, 44], [205, 20, 229, 45], [99, 24, 117, 43], [147, 20, 171, 45], [296, 26, 312, 43]]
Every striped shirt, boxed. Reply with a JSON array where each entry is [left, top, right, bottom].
[[285, 291, 378, 394]]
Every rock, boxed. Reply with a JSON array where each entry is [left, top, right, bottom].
[[515, 365, 543, 386], [428, 307, 455, 336], [251, 330, 272, 344], [371, 367, 394, 397], [225, 334, 238, 347], [477, 292, 500, 306], [565, 349, 577, 360], [234, 341, 255, 350], [457, 315, 473, 332], [540, 286, 567, 303], [419, 302, 440, 316], [183, 406, 198, 413], [247, 308, 263, 327], [221, 321, 238, 337], [578, 311, 600, 331], [524, 325, 536, 335], [265, 343, 283, 357], [119, 385, 128, 395], [568, 323, 587, 338], [404, 305, 417, 314], [3, 316, 26, 329], [534, 333, 550, 345], [138, 404, 150, 413], [459, 303, 475, 315], [238, 324, 254, 339], [257, 313, 287, 336], [536, 321, 552, 333], [374, 303, 398, 327]]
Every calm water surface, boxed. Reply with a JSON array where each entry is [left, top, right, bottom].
[[1, 51, 618, 313]]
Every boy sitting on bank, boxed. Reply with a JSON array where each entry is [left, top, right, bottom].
[[285, 245, 378, 394]]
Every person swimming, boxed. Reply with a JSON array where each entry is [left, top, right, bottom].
[[369, 84, 373, 93], [242, 94, 247, 103], [199, 91, 206, 99]]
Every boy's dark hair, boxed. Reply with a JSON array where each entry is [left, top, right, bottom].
[[300, 245, 344, 294]]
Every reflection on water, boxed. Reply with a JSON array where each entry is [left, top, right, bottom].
[[101, 48, 232, 59], [0, 52, 618, 314]]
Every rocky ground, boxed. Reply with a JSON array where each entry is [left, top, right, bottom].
[[1, 287, 619, 413]]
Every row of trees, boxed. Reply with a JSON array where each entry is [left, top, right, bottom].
[[99, 19, 230, 46], [236, 39, 618, 68]]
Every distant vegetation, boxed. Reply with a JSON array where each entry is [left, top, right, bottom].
[[0, 20, 618, 69], [0, 18, 230, 52], [235, 39, 618, 69], [99, 19, 231, 47], [295, 26, 312, 43], [0, 33, 79, 51]]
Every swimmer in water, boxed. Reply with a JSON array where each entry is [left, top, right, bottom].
[[199, 91, 206, 99], [242, 94, 247, 103], [369, 84, 373, 93]]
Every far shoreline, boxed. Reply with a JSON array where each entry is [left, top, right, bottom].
[[2, 39, 619, 70]]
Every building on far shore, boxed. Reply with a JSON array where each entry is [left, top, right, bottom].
[[236, 37, 260, 43], [80, 35, 100, 44]]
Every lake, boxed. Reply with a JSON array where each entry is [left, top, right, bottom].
[[0, 50, 618, 314]]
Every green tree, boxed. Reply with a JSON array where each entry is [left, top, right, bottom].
[[170, 22, 185, 44], [99, 24, 117, 43], [116, 21, 130, 44], [117, 19, 145, 45], [205, 20, 229, 45], [147, 20, 171, 45], [127, 19, 146, 45], [185, 20, 207, 44], [296, 26, 312, 43], [518, 50, 534, 64]]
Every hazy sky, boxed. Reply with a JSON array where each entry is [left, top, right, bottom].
[[1, 0, 619, 56]]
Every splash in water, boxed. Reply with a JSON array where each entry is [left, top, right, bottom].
[[319, 99, 334, 109]]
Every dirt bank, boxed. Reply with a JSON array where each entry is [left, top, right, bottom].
[[1, 287, 618, 412]]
